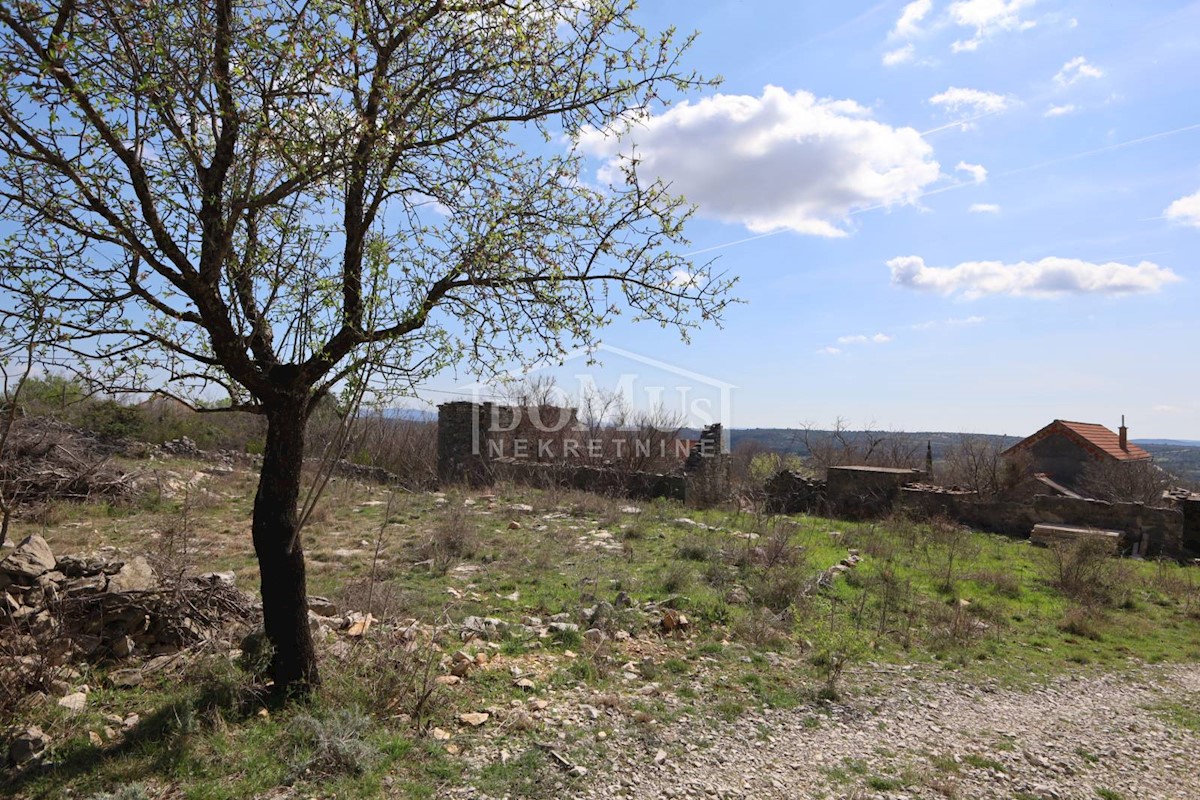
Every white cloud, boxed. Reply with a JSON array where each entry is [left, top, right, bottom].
[[956, 161, 988, 184], [968, 203, 1000, 213], [578, 86, 940, 237], [837, 333, 893, 344], [912, 315, 986, 329], [1153, 404, 1186, 413], [883, 44, 916, 66], [929, 87, 1011, 115], [888, 255, 1182, 298], [1055, 56, 1104, 86], [892, 0, 934, 38], [1165, 190, 1200, 228], [1044, 103, 1077, 117], [818, 347, 843, 356], [948, 0, 1037, 52]]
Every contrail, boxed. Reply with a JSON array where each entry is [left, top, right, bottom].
[[679, 122, 1200, 257]]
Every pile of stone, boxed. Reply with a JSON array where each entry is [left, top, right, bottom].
[[1, 534, 257, 666]]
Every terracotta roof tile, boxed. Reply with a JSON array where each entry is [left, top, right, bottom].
[[1005, 419, 1151, 462], [1055, 420, 1151, 461]]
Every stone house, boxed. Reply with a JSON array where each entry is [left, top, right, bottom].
[[1001, 417, 1151, 490]]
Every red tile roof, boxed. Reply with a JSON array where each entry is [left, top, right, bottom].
[[1005, 419, 1152, 462]]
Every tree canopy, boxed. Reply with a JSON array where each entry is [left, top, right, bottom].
[[0, 0, 733, 694], [0, 0, 731, 407]]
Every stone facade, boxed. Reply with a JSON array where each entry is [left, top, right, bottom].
[[437, 401, 494, 487], [826, 465, 925, 519]]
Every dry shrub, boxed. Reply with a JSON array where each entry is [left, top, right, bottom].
[[287, 708, 379, 779], [747, 563, 813, 614], [1058, 605, 1104, 640], [418, 503, 477, 574], [346, 626, 444, 731], [1044, 538, 1134, 608], [346, 415, 438, 490], [732, 606, 790, 649]]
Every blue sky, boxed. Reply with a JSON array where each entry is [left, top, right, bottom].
[[423, 1, 1200, 439]]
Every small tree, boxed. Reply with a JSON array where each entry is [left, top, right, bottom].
[[0, 0, 733, 695]]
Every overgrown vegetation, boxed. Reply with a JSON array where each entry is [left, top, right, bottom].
[[5, 447, 1200, 798]]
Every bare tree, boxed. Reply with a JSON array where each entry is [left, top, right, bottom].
[[0, 0, 733, 695], [799, 418, 920, 476], [1079, 460, 1172, 506], [940, 434, 1029, 496]]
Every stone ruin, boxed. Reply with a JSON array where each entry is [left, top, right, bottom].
[[763, 462, 1196, 559], [436, 401, 730, 505]]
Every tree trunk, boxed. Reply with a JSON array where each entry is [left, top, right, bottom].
[[253, 401, 320, 696]]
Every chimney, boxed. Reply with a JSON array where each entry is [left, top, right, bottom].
[[1119, 415, 1128, 451]]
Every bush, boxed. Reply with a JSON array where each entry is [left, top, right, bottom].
[[287, 708, 379, 779], [1045, 538, 1134, 608], [75, 399, 145, 440]]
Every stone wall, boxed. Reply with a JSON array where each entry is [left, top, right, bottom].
[[898, 486, 1184, 556], [1033, 494, 1183, 556], [437, 401, 494, 486], [683, 424, 729, 507], [438, 402, 713, 504], [826, 466, 925, 519], [493, 460, 686, 501], [764, 471, 826, 514]]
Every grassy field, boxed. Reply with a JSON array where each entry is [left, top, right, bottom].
[[4, 456, 1200, 799]]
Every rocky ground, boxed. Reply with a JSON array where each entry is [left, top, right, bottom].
[[564, 664, 1200, 800]]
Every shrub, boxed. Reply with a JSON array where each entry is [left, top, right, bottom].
[[287, 708, 379, 779], [1045, 538, 1134, 608], [419, 503, 477, 574]]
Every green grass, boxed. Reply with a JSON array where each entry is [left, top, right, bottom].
[[7, 471, 1200, 798]]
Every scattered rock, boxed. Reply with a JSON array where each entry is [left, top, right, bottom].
[[306, 596, 338, 616], [106, 556, 157, 593], [459, 712, 490, 727], [58, 692, 87, 713], [7, 726, 50, 765], [0, 535, 57, 580]]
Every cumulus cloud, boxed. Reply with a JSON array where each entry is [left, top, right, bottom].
[[968, 203, 1000, 213], [929, 87, 1011, 115], [956, 161, 988, 184], [892, 0, 934, 38], [948, 0, 1037, 52], [837, 333, 893, 344], [577, 86, 940, 237], [1055, 56, 1103, 86], [887, 255, 1182, 298], [1165, 190, 1200, 228], [1044, 103, 1077, 117], [883, 44, 916, 66]]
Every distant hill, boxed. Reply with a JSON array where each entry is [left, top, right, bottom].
[[1134, 439, 1200, 448], [676, 427, 1200, 484]]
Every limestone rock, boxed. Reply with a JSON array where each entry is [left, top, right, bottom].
[[0, 535, 57, 580], [306, 595, 338, 616], [459, 711, 490, 727], [58, 692, 87, 713], [106, 556, 156, 593]]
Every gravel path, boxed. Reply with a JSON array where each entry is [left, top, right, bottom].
[[580, 664, 1200, 800]]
